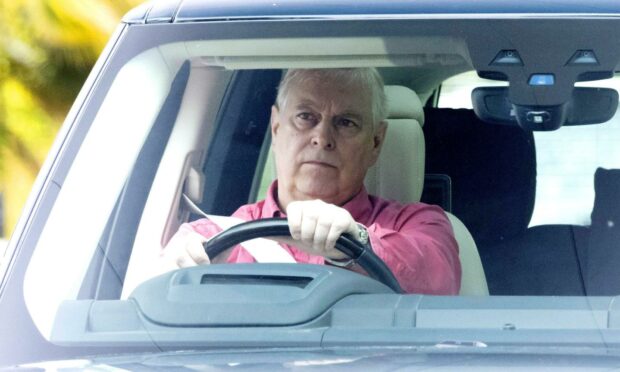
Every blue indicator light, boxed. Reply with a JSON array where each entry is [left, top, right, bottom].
[[529, 74, 555, 86]]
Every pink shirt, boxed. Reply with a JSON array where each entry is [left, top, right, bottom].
[[185, 182, 461, 295]]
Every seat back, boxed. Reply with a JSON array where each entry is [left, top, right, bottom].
[[365, 86, 425, 202], [423, 108, 541, 295], [419, 108, 614, 297], [446, 214, 489, 295], [366, 86, 488, 295], [586, 167, 620, 295], [423, 108, 537, 248]]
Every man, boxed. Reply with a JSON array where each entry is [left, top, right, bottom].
[[163, 68, 461, 295]]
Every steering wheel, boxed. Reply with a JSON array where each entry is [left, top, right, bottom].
[[203, 217, 404, 293]]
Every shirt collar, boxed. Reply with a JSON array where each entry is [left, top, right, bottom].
[[341, 186, 373, 222], [262, 181, 284, 217], [262, 181, 373, 221]]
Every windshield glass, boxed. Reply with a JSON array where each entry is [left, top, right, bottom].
[[439, 71, 620, 227], [6, 10, 620, 367]]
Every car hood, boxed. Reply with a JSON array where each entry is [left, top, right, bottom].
[[7, 347, 620, 371]]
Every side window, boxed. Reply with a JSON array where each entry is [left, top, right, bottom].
[[253, 130, 276, 202], [24, 46, 187, 336], [437, 71, 620, 226], [437, 71, 507, 109], [199, 70, 281, 215]]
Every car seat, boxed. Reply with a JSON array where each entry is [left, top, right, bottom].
[[423, 107, 591, 296], [585, 167, 620, 295], [365, 86, 488, 295]]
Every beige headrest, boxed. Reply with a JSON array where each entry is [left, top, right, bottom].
[[384, 85, 425, 125], [365, 86, 425, 203]]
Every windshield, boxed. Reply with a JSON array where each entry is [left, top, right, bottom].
[[4, 7, 620, 367]]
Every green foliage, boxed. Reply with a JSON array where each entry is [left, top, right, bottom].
[[0, 0, 143, 236]]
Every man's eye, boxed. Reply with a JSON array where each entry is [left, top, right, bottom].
[[297, 112, 315, 121], [339, 119, 358, 128]]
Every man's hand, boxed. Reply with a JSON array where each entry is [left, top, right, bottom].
[[160, 228, 211, 270], [160, 201, 363, 269], [285, 200, 360, 259]]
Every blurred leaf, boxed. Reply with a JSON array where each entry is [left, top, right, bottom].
[[0, 0, 143, 236]]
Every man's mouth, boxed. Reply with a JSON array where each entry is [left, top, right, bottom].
[[303, 161, 337, 168]]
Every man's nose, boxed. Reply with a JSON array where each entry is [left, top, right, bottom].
[[310, 120, 335, 150]]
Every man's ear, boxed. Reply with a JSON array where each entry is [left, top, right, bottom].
[[368, 120, 387, 166], [270, 105, 281, 144], [372, 120, 388, 153]]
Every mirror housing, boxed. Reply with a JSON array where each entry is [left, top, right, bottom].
[[472, 87, 618, 131]]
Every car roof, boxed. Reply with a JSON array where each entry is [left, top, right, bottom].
[[121, 0, 620, 111], [124, 0, 620, 24]]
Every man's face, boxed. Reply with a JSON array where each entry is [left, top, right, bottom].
[[271, 75, 386, 208]]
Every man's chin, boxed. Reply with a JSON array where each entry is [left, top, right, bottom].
[[296, 184, 340, 203]]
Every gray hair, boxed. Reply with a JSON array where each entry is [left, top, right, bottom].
[[275, 68, 388, 126]]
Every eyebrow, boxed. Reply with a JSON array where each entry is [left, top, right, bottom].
[[294, 101, 364, 120], [339, 112, 364, 121], [294, 100, 318, 110]]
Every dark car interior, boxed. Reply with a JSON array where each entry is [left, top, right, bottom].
[[139, 69, 620, 298], [205, 68, 620, 297]]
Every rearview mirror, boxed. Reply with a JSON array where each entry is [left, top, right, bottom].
[[472, 87, 618, 131]]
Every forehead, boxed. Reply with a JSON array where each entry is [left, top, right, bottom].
[[286, 75, 373, 115]]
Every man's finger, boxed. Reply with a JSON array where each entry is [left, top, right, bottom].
[[286, 202, 303, 240], [324, 223, 343, 253], [186, 234, 211, 265], [313, 217, 332, 253], [324, 214, 354, 258], [176, 251, 198, 268], [300, 211, 319, 243]]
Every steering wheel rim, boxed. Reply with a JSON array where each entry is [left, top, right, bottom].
[[203, 217, 404, 293]]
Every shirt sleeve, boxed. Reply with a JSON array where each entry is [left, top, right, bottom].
[[366, 204, 461, 295], [182, 206, 259, 264]]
